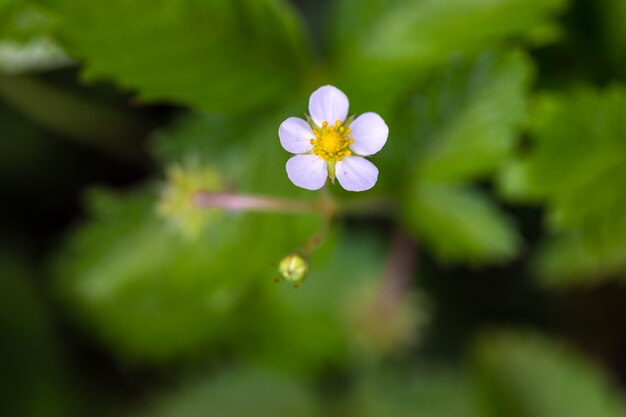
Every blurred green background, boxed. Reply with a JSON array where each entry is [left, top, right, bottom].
[[3, 0, 626, 415]]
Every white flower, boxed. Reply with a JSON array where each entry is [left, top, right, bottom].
[[279, 85, 389, 192]]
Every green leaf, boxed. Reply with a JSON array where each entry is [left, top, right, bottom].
[[0, 2, 59, 42], [472, 331, 626, 417], [403, 182, 520, 264], [598, 0, 626, 75], [55, 112, 323, 362], [334, 0, 566, 64], [505, 87, 626, 284], [496, 157, 541, 202], [387, 49, 532, 183], [394, 50, 527, 264], [152, 110, 319, 197], [0, 1, 71, 74], [130, 368, 319, 417], [352, 368, 479, 417], [0, 250, 82, 417], [55, 186, 320, 362], [35, 0, 311, 113], [0, 74, 145, 160], [329, 0, 564, 110], [239, 230, 388, 375], [534, 233, 626, 286]]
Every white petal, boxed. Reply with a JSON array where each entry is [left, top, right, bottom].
[[335, 156, 379, 192], [348, 112, 389, 156], [286, 154, 328, 190], [308, 85, 349, 127], [279, 117, 314, 154]]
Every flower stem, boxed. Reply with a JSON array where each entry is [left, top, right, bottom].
[[192, 191, 334, 216], [192, 191, 396, 220]]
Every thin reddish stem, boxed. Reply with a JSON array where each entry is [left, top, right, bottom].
[[192, 191, 331, 214]]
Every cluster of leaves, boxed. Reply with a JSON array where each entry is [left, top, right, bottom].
[[24, 0, 573, 362], [124, 332, 626, 417], [501, 87, 626, 285], [2, 0, 626, 415]]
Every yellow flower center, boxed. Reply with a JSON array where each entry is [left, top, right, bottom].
[[309, 120, 354, 161]]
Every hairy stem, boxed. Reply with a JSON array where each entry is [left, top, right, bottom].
[[192, 190, 395, 219], [192, 191, 334, 216]]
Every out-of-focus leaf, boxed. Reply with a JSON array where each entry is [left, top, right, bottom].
[[496, 157, 541, 203], [351, 368, 479, 417], [240, 230, 388, 375], [55, 113, 322, 362], [0, 250, 81, 417], [56, 186, 319, 362], [153, 108, 320, 197], [395, 50, 529, 264], [501, 87, 626, 284], [35, 0, 311, 113], [0, 0, 13, 10], [472, 331, 626, 417], [404, 182, 520, 264], [333, 0, 565, 64], [0, 37, 71, 74], [130, 368, 319, 417], [0, 2, 72, 74], [330, 0, 564, 110], [534, 233, 626, 286], [598, 0, 626, 75], [0, 74, 146, 160], [388, 49, 532, 183], [0, 2, 57, 42]]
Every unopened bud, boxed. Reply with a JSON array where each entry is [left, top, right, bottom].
[[278, 253, 308, 287], [157, 161, 223, 239]]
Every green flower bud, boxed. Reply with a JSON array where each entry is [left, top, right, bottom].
[[157, 161, 223, 239], [278, 253, 308, 287]]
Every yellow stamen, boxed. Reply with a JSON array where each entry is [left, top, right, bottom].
[[309, 119, 355, 162]]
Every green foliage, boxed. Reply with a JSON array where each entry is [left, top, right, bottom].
[[501, 87, 626, 284], [333, 0, 565, 64], [0, 0, 70, 75], [129, 368, 319, 417], [7, 0, 626, 415], [240, 229, 388, 375], [0, 251, 81, 417], [330, 0, 565, 111], [0, 75, 145, 158], [405, 183, 520, 263], [472, 331, 626, 417], [351, 368, 479, 417], [55, 169, 321, 361], [0, 1, 54, 41], [598, 0, 626, 75], [153, 109, 319, 197], [353, 331, 626, 417], [395, 50, 533, 182], [397, 50, 530, 263], [56, 188, 321, 362], [34, 0, 311, 113], [55, 112, 393, 369]]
